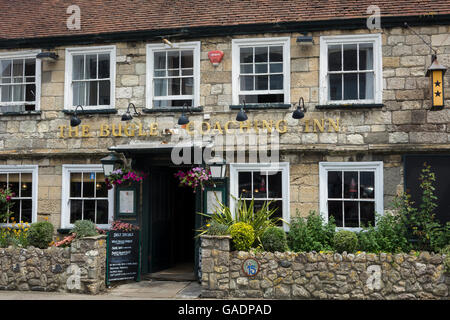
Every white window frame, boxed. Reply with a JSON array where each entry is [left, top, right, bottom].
[[319, 34, 382, 105], [232, 37, 290, 105], [61, 164, 114, 229], [64, 45, 116, 110], [0, 165, 38, 225], [230, 162, 290, 231], [319, 161, 384, 231], [0, 50, 42, 111], [146, 41, 201, 109]]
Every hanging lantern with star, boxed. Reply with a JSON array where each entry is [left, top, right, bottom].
[[426, 54, 447, 110]]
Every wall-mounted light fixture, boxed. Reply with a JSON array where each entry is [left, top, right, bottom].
[[162, 38, 174, 48], [292, 97, 307, 119], [296, 33, 314, 45], [36, 52, 59, 61], [178, 103, 192, 125], [121, 103, 140, 121], [100, 152, 123, 176], [426, 54, 447, 110], [236, 100, 248, 122], [70, 105, 84, 127], [207, 155, 227, 179]]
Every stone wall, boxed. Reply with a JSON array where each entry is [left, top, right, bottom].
[[200, 236, 449, 300], [0, 235, 107, 294]]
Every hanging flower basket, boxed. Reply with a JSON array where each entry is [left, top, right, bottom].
[[174, 167, 211, 192], [105, 168, 147, 189]]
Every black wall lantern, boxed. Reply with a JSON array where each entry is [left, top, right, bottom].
[[36, 52, 59, 61], [207, 156, 227, 179], [292, 97, 307, 119], [100, 152, 123, 176], [426, 54, 447, 110], [121, 103, 140, 121], [236, 100, 248, 122], [178, 103, 192, 125], [70, 105, 84, 127]]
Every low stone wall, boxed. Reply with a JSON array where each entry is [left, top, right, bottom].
[[200, 235, 449, 299], [0, 235, 107, 294]]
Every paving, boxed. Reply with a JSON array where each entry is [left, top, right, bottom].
[[0, 280, 202, 300]]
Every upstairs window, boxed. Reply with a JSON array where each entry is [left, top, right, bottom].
[[65, 46, 116, 110], [0, 51, 41, 112], [319, 34, 382, 105], [232, 37, 290, 105], [146, 42, 200, 108]]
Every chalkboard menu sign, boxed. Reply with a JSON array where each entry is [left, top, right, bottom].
[[107, 230, 140, 283]]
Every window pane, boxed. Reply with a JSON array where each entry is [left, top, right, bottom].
[[328, 171, 342, 198], [240, 47, 253, 63], [21, 173, 32, 197], [154, 79, 167, 97], [95, 172, 108, 198], [168, 69, 179, 77], [86, 54, 97, 79], [21, 199, 32, 223], [255, 75, 268, 90], [1, 60, 11, 77], [9, 174, 19, 197], [181, 51, 193, 68], [9, 201, 20, 223], [70, 200, 82, 223], [99, 80, 110, 105], [25, 84, 36, 102], [238, 172, 252, 198], [255, 63, 267, 74], [343, 44, 357, 71], [87, 81, 98, 106], [0, 174, 7, 190], [97, 200, 109, 224], [344, 172, 358, 199], [154, 70, 166, 77], [12, 59, 23, 77], [72, 55, 84, 80], [83, 172, 95, 197], [343, 73, 358, 100], [153, 99, 192, 107], [269, 75, 283, 90], [255, 47, 268, 63], [84, 200, 95, 222], [1, 85, 12, 102], [344, 201, 359, 228], [24, 59, 35, 76], [329, 74, 342, 100], [268, 171, 282, 198], [360, 172, 375, 199], [239, 94, 284, 104], [240, 75, 254, 91], [360, 202, 375, 227], [73, 82, 86, 105], [359, 43, 373, 70], [98, 54, 110, 79], [181, 77, 193, 95], [269, 63, 282, 73], [182, 69, 193, 76], [328, 200, 343, 227], [168, 78, 180, 95], [154, 52, 166, 69], [269, 46, 283, 62], [70, 173, 82, 197], [167, 51, 179, 69], [240, 64, 253, 74], [253, 171, 267, 198], [359, 72, 374, 100], [269, 200, 283, 226], [13, 84, 25, 102], [328, 45, 341, 71]]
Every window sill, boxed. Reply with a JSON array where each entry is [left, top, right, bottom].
[[142, 106, 203, 113], [62, 109, 118, 115], [229, 103, 291, 110], [315, 104, 384, 110], [0, 110, 42, 116]]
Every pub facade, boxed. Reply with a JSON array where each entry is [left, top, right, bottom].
[[0, 1, 449, 280]]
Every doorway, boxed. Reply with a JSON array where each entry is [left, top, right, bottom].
[[147, 166, 197, 280]]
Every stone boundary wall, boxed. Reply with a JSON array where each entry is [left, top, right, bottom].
[[200, 235, 449, 299], [0, 235, 107, 294]]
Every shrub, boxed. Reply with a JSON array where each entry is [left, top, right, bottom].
[[358, 213, 411, 253], [229, 222, 255, 251], [261, 226, 288, 252], [71, 220, 99, 238], [28, 221, 54, 249], [206, 220, 229, 236], [441, 245, 450, 273], [287, 211, 336, 252], [333, 230, 358, 253]]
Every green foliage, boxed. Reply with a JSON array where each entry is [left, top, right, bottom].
[[0, 221, 31, 248], [287, 211, 336, 252], [0, 188, 14, 223], [205, 220, 229, 236], [261, 226, 288, 252], [28, 221, 54, 249], [71, 220, 99, 238], [198, 195, 283, 247], [358, 213, 411, 253], [229, 222, 255, 251], [441, 245, 450, 273], [333, 230, 358, 253]]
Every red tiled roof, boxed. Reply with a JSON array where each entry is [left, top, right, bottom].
[[0, 0, 449, 40]]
